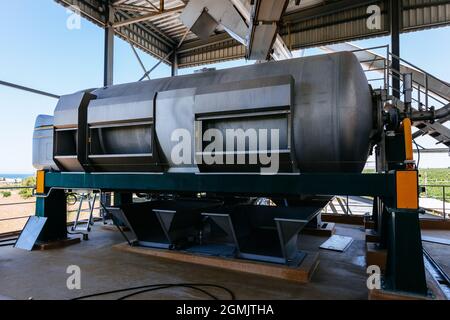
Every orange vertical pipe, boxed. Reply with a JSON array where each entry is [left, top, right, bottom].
[[403, 118, 414, 169]]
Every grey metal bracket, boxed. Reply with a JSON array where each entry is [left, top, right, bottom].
[[201, 212, 239, 247], [202, 211, 308, 266], [275, 218, 308, 265], [153, 209, 178, 248]]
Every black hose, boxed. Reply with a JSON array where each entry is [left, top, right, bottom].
[[413, 140, 421, 169], [67, 231, 85, 235], [117, 285, 219, 300], [72, 283, 235, 300]]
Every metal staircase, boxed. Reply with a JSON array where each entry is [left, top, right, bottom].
[[412, 113, 450, 148], [321, 43, 450, 150]]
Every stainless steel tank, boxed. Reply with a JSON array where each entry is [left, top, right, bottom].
[[33, 51, 373, 173], [32, 115, 59, 171]]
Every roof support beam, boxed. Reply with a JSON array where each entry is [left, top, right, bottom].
[[177, 32, 233, 54], [114, 4, 158, 13], [112, 5, 185, 28], [129, 39, 151, 80], [0, 80, 60, 99], [138, 28, 189, 81], [171, 51, 178, 76], [115, 9, 176, 47], [144, 0, 160, 12]]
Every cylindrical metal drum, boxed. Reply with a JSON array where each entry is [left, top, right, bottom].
[[35, 51, 374, 173]]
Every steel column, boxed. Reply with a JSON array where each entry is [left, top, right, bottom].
[[129, 42, 150, 80], [113, 192, 133, 206], [384, 208, 427, 295], [171, 51, 178, 77], [112, 192, 133, 227], [390, 0, 401, 99], [104, 2, 115, 87]]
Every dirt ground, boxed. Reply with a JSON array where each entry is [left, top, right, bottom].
[[0, 190, 100, 234]]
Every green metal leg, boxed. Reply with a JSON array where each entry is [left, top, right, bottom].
[[112, 192, 133, 227], [384, 208, 427, 295], [377, 197, 395, 250], [36, 189, 67, 242], [113, 192, 133, 206]]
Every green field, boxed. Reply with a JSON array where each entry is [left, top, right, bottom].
[[418, 168, 450, 184], [364, 168, 450, 200], [418, 168, 450, 201]]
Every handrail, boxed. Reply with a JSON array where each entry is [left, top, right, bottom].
[[324, 184, 448, 220], [0, 186, 35, 190], [349, 45, 450, 113], [389, 51, 450, 90]]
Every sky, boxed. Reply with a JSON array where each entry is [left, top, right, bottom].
[[0, 0, 449, 173]]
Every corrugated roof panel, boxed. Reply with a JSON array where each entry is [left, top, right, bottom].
[[403, 0, 450, 30], [178, 37, 245, 68], [280, 1, 390, 50], [114, 10, 175, 60], [54, 0, 450, 68]]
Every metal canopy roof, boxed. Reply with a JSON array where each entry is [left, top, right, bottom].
[[55, 0, 450, 68]]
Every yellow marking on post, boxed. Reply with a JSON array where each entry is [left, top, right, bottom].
[[36, 170, 45, 194], [396, 170, 418, 209]]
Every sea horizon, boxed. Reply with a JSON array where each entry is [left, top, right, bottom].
[[0, 173, 34, 180]]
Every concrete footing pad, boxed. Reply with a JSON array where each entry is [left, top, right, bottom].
[[420, 219, 450, 230], [365, 229, 380, 243], [365, 242, 387, 272], [302, 222, 336, 237], [369, 288, 430, 300], [114, 243, 320, 283], [34, 237, 81, 250]]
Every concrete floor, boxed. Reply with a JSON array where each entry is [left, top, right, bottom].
[[424, 242, 450, 279], [422, 230, 450, 277], [0, 223, 393, 300]]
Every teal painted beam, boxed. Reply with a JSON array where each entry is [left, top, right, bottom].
[[44, 172, 396, 197]]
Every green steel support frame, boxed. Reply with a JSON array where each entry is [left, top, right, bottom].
[[112, 192, 133, 226], [384, 208, 427, 295], [35, 171, 427, 296], [43, 172, 396, 196]]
